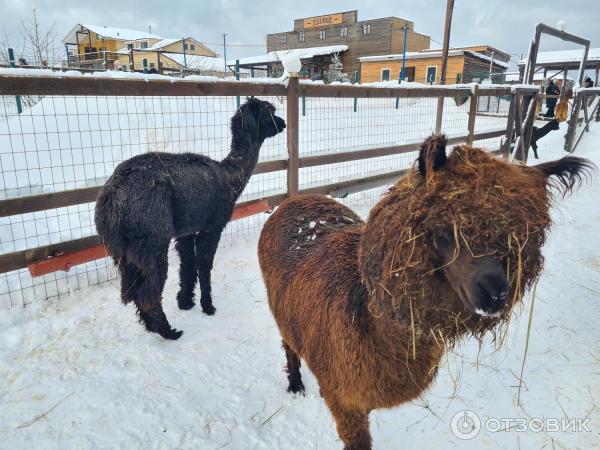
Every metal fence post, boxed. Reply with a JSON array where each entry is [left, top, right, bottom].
[[287, 74, 300, 196], [353, 71, 360, 113], [8, 49, 23, 114], [235, 59, 240, 108]]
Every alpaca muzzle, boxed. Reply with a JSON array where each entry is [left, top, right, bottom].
[[443, 253, 509, 318]]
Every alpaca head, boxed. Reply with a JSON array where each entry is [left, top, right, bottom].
[[233, 98, 286, 142], [359, 135, 593, 340]]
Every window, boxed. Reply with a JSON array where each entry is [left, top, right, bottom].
[[140, 41, 148, 49], [127, 43, 134, 50], [281, 34, 287, 44], [340, 26, 348, 37], [426, 66, 437, 84], [190, 44, 195, 51], [319, 29, 326, 40], [362, 24, 371, 35], [298, 31, 305, 42], [381, 69, 391, 82]]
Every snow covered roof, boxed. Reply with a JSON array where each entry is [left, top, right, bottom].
[[359, 50, 509, 68], [423, 44, 511, 59], [162, 53, 225, 71], [230, 45, 349, 66], [518, 48, 600, 66], [504, 70, 574, 82], [62, 24, 162, 44]]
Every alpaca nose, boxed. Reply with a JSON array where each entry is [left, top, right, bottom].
[[473, 263, 509, 316]]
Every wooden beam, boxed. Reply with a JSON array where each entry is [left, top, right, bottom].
[[0, 75, 287, 97], [286, 75, 300, 196], [0, 159, 287, 218], [439, 0, 455, 85], [299, 129, 505, 168], [467, 85, 479, 145], [536, 23, 591, 47], [299, 84, 473, 99], [0, 195, 287, 275]]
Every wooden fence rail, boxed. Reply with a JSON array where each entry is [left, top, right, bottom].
[[0, 74, 539, 279]]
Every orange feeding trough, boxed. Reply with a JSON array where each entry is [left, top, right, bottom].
[[27, 199, 274, 277]]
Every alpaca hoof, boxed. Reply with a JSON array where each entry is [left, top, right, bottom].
[[178, 298, 195, 310], [202, 304, 216, 315], [287, 381, 305, 395], [159, 328, 184, 340]]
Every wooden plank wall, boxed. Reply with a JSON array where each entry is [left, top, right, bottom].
[[360, 55, 465, 83]]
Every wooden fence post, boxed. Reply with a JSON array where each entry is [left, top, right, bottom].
[[564, 92, 582, 152], [501, 92, 518, 157], [287, 74, 300, 196], [435, 97, 444, 134], [466, 85, 478, 145]]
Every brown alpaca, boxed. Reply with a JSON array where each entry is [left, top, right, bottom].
[[258, 135, 593, 450]]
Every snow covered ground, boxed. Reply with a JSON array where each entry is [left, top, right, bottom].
[[0, 122, 599, 449]]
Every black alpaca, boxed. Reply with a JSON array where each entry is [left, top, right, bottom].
[[95, 98, 286, 339], [530, 119, 560, 159]]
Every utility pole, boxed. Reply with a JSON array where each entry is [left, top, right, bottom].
[[400, 24, 408, 81], [439, 0, 455, 85], [223, 34, 227, 75]]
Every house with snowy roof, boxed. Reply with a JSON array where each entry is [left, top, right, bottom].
[[358, 45, 510, 84], [62, 24, 222, 74]]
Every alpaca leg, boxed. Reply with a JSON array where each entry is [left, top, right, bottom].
[[117, 259, 142, 304], [323, 395, 372, 450], [175, 235, 197, 310], [194, 230, 223, 315], [133, 252, 183, 340], [283, 341, 305, 394]]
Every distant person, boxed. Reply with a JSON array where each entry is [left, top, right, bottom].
[[544, 80, 560, 118], [148, 63, 159, 74], [584, 77, 594, 88]]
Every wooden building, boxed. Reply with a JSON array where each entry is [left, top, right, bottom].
[[62, 24, 220, 73], [359, 47, 509, 84], [265, 10, 431, 77]]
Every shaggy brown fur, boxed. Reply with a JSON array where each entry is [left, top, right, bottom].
[[258, 135, 593, 449]]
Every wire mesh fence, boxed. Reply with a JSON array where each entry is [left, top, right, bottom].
[[0, 75, 534, 309]]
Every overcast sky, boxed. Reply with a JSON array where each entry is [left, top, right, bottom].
[[1, 0, 598, 66]]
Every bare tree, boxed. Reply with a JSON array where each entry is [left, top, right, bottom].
[[19, 8, 60, 67]]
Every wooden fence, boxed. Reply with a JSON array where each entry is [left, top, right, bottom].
[[565, 87, 600, 153], [0, 74, 539, 296]]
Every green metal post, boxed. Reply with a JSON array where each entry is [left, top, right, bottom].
[[302, 95, 306, 116], [8, 48, 23, 114], [235, 60, 240, 108], [143, 58, 148, 74], [353, 71, 360, 112], [396, 71, 401, 109]]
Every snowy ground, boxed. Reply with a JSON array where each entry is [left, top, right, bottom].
[[0, 122, 599, 449]]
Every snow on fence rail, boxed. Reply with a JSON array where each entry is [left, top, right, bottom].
[[0, 73, 539, 308]]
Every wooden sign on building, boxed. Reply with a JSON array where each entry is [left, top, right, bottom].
[[303, 14, 344, 29]]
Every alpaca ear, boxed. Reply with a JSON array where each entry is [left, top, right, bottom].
[[533, 156, 595, 196], [418, 134, 447, 177]]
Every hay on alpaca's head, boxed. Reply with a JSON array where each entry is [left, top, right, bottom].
[[358, 139, 553, 344]]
